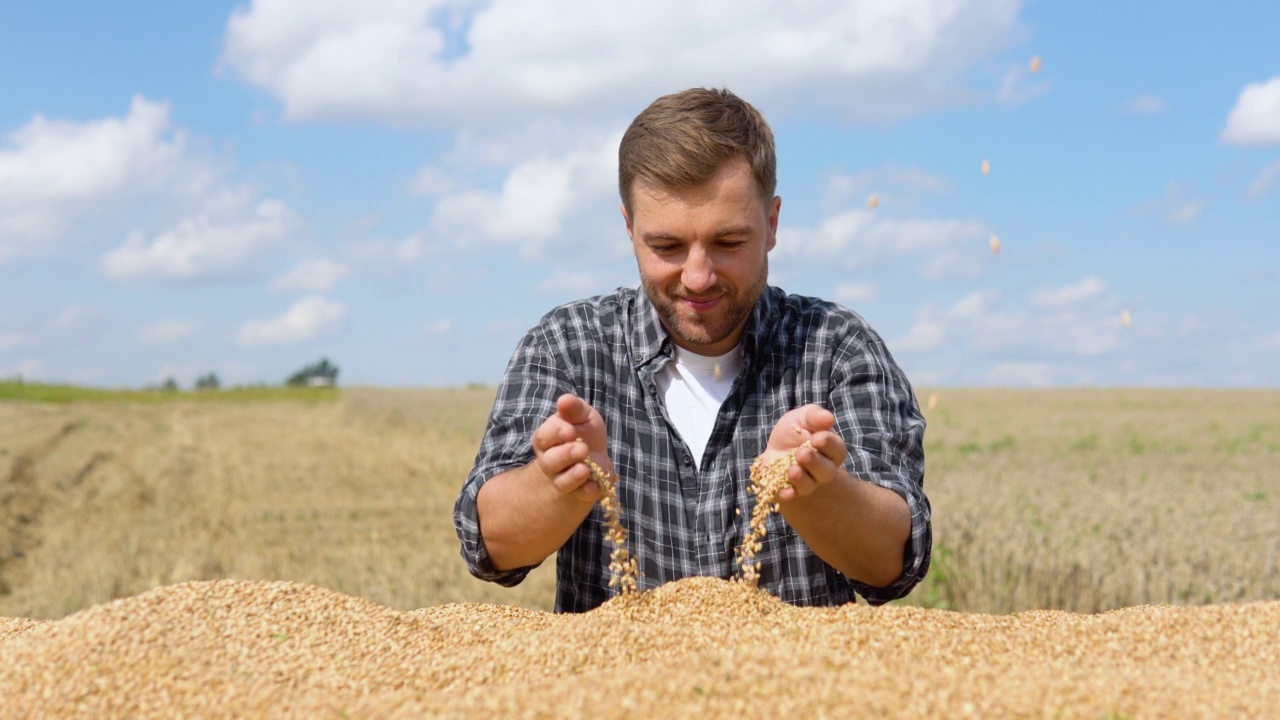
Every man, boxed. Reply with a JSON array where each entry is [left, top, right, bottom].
[[455, 88, 930, 613]]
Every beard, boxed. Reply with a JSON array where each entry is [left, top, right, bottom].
[[640, 258, 768, 352]]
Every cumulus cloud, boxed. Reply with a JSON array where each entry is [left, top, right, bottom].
[[1134, 182, 1205, 226], [0, 96, 210, 261], [1123, 95, 1167, 114], [821, 164, 950, 213], [101, 191, 298, 281], [54, 305, 105, 329], [1246, 159, 1280, 201], [137, 320, 200, 345], [995, 65, 1052, 106], [1220, 76, 1280, 146], [428, 132, 619, 255], [833, 282, 879, 304], [892, 278, 1126, 359], [1030, 275, 1107, 308], [237, 295, 347, 347], [272, 258, 348, 292], [776, 211, 990, 279], [219, 0, 1024, 126], [0, 331, 22, 350]]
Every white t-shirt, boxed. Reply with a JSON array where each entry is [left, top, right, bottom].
[[656, 343, 744, 470]]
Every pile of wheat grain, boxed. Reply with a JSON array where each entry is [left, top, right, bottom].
[[2, 577, 1278, 719]]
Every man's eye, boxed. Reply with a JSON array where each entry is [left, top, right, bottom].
[[650, 245, 677, 254], [719, 241, 746, 250]]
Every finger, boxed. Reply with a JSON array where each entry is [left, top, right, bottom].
[[794, 445, 837, 489], [550, 461, 594, 494], [809, 430, 848, 466], [782, 462, 821, 497], [538, 438, 588, 477], [555, 393, 593, 425], [532, 416, 575, 454], [801, 405, 835, 433]]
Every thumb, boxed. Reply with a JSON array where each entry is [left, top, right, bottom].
[[801, 404, 835, 432], [555, 393, 592, 425]]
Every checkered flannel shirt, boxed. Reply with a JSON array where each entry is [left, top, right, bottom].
[[454, 285, 930, 612]]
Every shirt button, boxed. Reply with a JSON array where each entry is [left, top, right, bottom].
[[683, 454, 693, 466], [633, 352, 643, 363], [648, 384, 657, 394]]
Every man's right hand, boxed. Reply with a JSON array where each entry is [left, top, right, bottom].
[[532, 394, 612, 501], [476, 393, 612, 571]]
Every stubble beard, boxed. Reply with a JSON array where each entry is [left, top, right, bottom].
[[641, 258, 768, 352]]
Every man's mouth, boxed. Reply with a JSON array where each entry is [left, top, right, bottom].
[[681, 296, 721, 312]]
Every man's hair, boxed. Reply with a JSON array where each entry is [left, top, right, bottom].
[[618, 88, 776, 215]]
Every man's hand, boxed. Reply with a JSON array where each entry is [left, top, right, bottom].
[[530, 393, 612, 502], [760, 404, 848, 502], [476, 393, 613, 571]]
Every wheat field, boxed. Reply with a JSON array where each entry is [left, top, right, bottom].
[[2, 388, 1278, 717]]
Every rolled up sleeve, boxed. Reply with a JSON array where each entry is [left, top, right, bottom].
[[829, 332, 931, 606], [454, 323, 572, 587]]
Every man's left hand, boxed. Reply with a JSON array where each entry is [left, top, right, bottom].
[[761, 404, 848, 501]]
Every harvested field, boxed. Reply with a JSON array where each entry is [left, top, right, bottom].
[[1, 388, 1278, 717], [2, 577, 1278, 718]]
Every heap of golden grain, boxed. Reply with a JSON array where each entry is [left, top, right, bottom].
[[3, 441, 1279, 717]]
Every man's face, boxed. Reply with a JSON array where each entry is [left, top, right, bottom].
[[623, 158, 780, 357]]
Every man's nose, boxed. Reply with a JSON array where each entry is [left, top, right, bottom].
[[682, 246, 717, 294]]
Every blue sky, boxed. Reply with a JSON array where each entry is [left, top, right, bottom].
[[1, 0, 1277, 388]]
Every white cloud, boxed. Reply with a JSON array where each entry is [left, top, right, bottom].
[[341, 232, 428, 269], [892, 281, 1126, 359], [237, 295, 347, 347], [273, 258, 348, 292], [1123, 95, 1166, 114], [54, 305, 105, 329], [101, 191, 297, 281], [833, 282, 879, 304], [821, 164, 950, 213], [1221, 76, 1280, 146], [0, 96, 211, 261], [1030, 275, 1107, 308], [1246, 159, 1280, 201], [137, 320, 200, 345], [428, 132, 619, 255], [0, 332, 22, 350], [995, 65, 1052, 105], [1163, 197, 1204, 225], [219, 0, 1025, 126], [777, 212, 990, 279], [1135, 182, 1204, 226], [406, 165, 456, 197], [425, 319, 452, 335], [532, 267, 625, 299]]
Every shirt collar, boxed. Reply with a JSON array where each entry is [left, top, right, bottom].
[[629, 284, 782, 371]]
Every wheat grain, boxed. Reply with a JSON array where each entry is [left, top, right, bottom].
[[736, 442, 812, 587], [582, 455, 638, 594]]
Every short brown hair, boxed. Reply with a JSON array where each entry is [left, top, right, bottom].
[[618, 88, 776, 215]]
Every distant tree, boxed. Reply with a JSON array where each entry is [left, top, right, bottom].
[[194, 372, 220, 390], [286, 357, 339, 387], [161, 377, 179, 392]]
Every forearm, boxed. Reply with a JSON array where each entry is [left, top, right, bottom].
[[780, 468, 911, 587], [476, 461, 597, 571]]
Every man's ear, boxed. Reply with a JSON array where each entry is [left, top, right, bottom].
[[765, 195, 781, 252]]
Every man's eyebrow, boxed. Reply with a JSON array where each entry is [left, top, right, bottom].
[[640, 226, 754, 242], [713, 225, 754, 238]]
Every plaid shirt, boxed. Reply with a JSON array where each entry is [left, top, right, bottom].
[[455, 285, 930, 612]]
